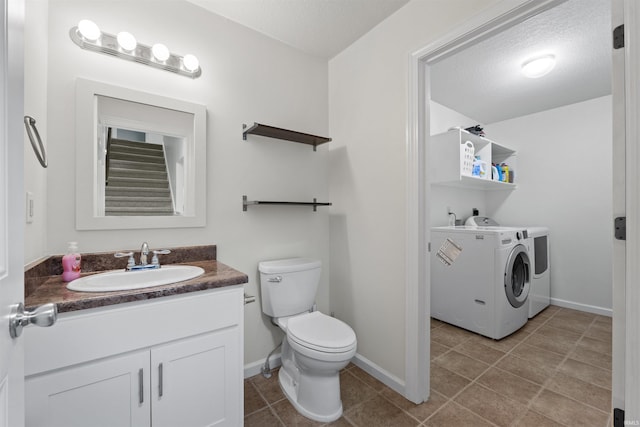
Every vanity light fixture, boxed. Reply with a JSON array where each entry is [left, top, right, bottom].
[[521, 54, 556, 79], [152, 43, 170, 62], [77, 19, 101, 42], [116, 31, 137, 52], [183, 54, 200, 72], [69, 20, 201, 78]]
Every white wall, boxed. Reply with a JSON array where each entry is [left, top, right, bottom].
[[485, 96, 613, 312], [24, 0, 48, 264], [36, 0, 330, 368], [328, 0, 501, 385]]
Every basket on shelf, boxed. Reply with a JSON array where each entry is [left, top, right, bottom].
[[460, 140, 474, 176]]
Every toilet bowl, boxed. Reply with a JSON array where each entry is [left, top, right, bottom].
[[278, 311, 356, 421], [259, 258, 357, 422]]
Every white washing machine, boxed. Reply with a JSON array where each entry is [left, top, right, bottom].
[[527, 227, 550, 318], [430, 226, 531, 340]]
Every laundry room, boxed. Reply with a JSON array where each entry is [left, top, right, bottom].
[[428, 0, 612, 318]]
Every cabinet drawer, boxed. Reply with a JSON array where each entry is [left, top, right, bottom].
[[25, 286, 243, 376]]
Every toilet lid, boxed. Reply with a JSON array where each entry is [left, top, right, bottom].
[[287, 311, 356, 353]]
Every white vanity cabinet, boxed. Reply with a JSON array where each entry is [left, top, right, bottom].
[[24, 286, 243, 427], [431, 128, 517, 189]]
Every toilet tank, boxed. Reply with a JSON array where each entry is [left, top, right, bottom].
[[259, 258, 321, 318]]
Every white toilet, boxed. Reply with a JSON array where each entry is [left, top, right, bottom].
[[259, 258, 357, 422]]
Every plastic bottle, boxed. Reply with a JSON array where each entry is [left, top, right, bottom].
[[62, 242, 82, 282], [501, 163, 509, 182]]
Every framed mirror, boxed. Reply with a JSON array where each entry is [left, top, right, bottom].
[[75, 78, 207, 230]]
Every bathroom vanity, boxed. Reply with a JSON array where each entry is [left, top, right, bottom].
[[23, 245, 248, 427]]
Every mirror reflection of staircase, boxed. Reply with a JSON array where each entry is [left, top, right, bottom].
[[105, 138, 174, 216]]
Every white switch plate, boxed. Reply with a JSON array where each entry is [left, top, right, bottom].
[[26, 191, 34, 223]]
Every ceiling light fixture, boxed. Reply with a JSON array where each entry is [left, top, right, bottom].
[[69, 20, 201, 78], [521, 55, 556, 78]]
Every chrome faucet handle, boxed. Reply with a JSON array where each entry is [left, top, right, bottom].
[[114, 251, 135, 270], [151, 249, 171, 266]]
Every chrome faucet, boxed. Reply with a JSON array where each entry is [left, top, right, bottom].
[[140, 242, 150, 265], [114, 243, 171, 271]]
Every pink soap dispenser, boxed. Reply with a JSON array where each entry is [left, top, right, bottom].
[[62, 241, 82, 282]]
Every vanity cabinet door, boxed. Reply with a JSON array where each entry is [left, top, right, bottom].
[[151, 327, 242, 427], [26, 350, 151, 427]]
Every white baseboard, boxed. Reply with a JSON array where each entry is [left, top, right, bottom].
[[244, 351, 407, 398], [244, 353, 282, 379], [351, 353, 405, 396], [551, 298, 612, 317]]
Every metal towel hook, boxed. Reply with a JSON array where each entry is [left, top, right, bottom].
[[23, 115, 47, 168]]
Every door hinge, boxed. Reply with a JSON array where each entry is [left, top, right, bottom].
[[614, 25, 625, 49], [614, 408, 625, 427], [615, 217, 626, 240]]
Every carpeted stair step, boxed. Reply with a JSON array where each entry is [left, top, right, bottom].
[[105, 138, 175, 216], [105, 206, 175, 216]]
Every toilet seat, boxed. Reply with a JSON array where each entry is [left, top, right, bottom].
[[285, 311, 356, 353]]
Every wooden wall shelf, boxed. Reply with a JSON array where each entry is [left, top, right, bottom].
[[242, 123, 331, 151]]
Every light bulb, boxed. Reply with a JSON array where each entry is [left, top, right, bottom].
[[152, 43, 170, 62], [77, 19, 101, 41], [183, 54, 199, 72], [116, 31, 137, 52], [521, 55, 556, 78]]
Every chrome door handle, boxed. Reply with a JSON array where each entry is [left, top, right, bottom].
[[9, 302, 57, 338]]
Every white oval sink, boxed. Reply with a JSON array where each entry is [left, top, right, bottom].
[[66, 265, 205, 292]]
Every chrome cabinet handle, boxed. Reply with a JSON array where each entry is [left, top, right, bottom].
[[9, 302, 57, 339], [267, 276, 282, 283], [158, 363, 164, 397], [139, 368, 144, 404]]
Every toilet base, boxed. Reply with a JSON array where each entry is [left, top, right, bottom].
[[278, 366, 343, 422]]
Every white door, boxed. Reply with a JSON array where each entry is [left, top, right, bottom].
[[613, 0, 640, 422], [0, 0, 25, 426], [612, 0, 626, 421]]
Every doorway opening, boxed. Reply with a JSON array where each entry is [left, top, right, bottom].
[[405, 1, 614, 420]]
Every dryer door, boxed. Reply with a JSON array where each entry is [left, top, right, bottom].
[[504, 244, 531, 308]]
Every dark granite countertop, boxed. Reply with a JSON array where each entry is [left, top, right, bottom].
[[24, 245, 248, 314]]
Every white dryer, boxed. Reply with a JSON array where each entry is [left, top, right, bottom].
[[430, 226, 531, 340], [527, 227, 550, 318]]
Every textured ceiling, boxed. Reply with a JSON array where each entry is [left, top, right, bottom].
[[188, 0, 410, 59], [430, 0, 611, 124], [188, 0, 610, 124]]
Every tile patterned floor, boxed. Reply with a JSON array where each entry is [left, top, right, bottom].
[[244, 306, 612, 426]]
